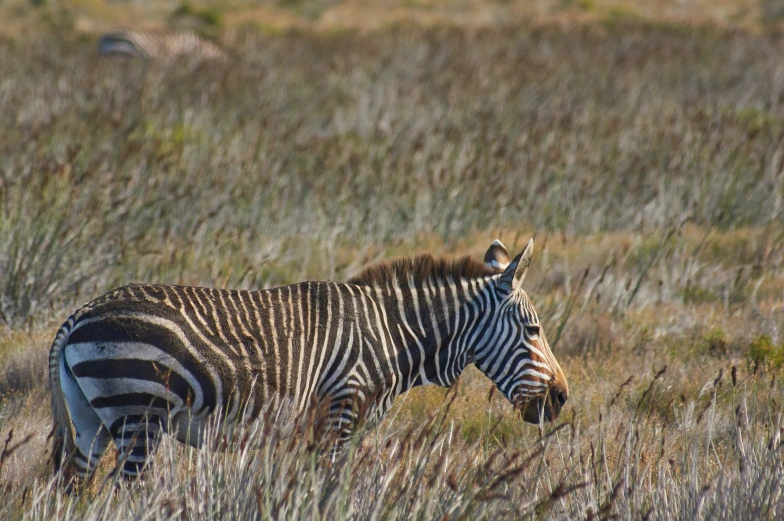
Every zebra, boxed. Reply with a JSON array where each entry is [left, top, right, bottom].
[[49, 238, 568, 481], [98, 29, 225, 61]]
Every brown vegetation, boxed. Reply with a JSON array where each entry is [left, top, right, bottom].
[[1, 7, 783, 519]]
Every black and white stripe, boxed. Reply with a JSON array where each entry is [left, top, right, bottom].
[[49, 239, 568, 480]]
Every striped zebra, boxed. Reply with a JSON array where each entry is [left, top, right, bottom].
[[49, 239, 568, 481], [98, 29, 225, 61]]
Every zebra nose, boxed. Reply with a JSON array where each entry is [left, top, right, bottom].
[[550, 386, 568, 407]]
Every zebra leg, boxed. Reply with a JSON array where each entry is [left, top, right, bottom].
[[107, 414, 165, 479], [322, 394, 389, 462], [60, 358, 112, 481], [319, 399, 359, 461], [72, 426, 112, 481]]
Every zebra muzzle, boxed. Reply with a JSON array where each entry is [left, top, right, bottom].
[[516, 386, 566, 424]]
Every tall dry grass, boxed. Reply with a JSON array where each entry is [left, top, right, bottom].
[[1, 374, 782, 520], [1, 18, 783, 520]]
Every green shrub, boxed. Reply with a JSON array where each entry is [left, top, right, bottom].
[[748, 335, 784, 371], [196, 7, 223, 28], [697, 327, 730, 356], [171, 1, 223, 28]]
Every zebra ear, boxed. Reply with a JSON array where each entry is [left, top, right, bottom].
[[484, 239, 511, 273], [497, 239, 534, 294]]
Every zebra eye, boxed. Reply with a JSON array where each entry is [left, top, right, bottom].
[[525, 325, 540, 337]]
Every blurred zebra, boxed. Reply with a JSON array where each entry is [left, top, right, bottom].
[[49, 239, 568, 481], [98, 29, 225, 61]]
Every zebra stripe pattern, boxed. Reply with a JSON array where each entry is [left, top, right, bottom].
[[49, 239, 568, 480], [98, 29, 225, 61]]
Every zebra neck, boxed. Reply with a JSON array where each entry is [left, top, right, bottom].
[[372, 278, 479, 393]]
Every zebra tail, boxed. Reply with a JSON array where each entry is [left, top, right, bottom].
[[48, 318, 76, 473]]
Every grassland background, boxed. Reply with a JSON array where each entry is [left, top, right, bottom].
[[1, 1, 784, 519]]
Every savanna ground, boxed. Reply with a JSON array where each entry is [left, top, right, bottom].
[[1, 1, 784, 519]]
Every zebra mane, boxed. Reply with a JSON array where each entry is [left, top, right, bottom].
[[347, 254, 496, 287]]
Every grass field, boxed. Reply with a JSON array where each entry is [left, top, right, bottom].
[[1, 3, 784, 519]]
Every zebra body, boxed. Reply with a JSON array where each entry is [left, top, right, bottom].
[[49, 239, 568, 480], [98, 29, 225, 61]]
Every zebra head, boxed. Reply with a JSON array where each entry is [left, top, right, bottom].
[[475, 239, 568, 424]]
